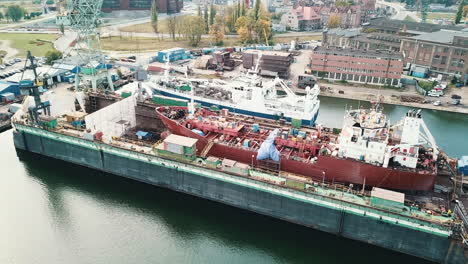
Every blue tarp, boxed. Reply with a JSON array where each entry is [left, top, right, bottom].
[[256, 129, 280, 162], [136, 131, 151, 139], [192, 129, 205, 136]]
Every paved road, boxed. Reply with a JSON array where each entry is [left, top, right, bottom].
[[0, 12, 57, 30], [377, 0, 421, 22]]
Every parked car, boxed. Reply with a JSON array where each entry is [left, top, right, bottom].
[[0, 65, 5, 70], [428, 90, 443, 97], [14, 58, 21, 62]]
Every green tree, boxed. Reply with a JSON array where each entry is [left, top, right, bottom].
[[254, 0, 261, 21], [167, 15, 177, 40], [209, 4, 216, 26], [455, 0, 465, 24], [59, 23, 65, 34], [46, 0, 54, 4], [183, 15, 205, 46], [0, 12, 4, 21], [237, 1, 241, 18], [198, 4, 202, 17], [204, 5, 209, 32], [45, 50, 63, 65], [150, 0, 158, 33], [6, 5, 25, 22], [241, 1, 246, 16]]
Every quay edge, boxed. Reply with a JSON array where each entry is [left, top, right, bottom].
[[12, 125, 468, 264]]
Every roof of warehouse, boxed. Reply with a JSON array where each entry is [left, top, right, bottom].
[[409, 30, 468, 44], [164, 134, 198, 147], [0, 80, 18, 90]]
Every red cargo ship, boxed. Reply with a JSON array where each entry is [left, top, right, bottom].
[[156, 106, 438, 191]]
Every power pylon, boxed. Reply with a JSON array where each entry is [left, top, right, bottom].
[[67, 0, 114, 92]]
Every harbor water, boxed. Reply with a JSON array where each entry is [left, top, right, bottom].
[[2, 96, 468, 264]]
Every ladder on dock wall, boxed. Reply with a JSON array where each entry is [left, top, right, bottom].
[[200, 141, 214, 158]]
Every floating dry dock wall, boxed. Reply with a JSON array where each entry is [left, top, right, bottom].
[[12, 125, 468, 263]]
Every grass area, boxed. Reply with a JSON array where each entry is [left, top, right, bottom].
[[404, 15, 416, 22], [0, 33, 58, 57], [101, 35, 322, 52], [416, 12, 455, 21], [120, 21, 170, 34]]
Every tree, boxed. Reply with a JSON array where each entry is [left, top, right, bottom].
[[464, 5, 468, 17], [198, 4, 202, 17], [254, 0, 261, 21], [327, 14, 341, 28], [150, 1, 158, 33], [45, 50, 63, 65], [241, 1, 246, 16], [0, 12, 4, 21], [209, 4, 216, 26], [455, 0, 465, 24], [59, 23, 65, 34], [46, 0, 54, 4], [183, 15, 205, 47], [255, 18, 271, 45], [209, 23, 224, 45], [236, 16, 255, 43], [204, 5, 209, 32], [6, 5, 25, 22], [167, 15, 177, 40]]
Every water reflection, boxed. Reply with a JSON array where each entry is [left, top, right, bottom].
[[15, 149, 430, 264]]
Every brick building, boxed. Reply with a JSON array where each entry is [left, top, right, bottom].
[[102, 0, 183, 13], [400, 30, 468, 83], [310, 47, 403, 86], [323, 28, 403, 52], [280, 6, 321, 31]]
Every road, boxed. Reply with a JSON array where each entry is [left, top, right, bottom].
[[376, 0, 421, 22], [0, 12, 57, 30]]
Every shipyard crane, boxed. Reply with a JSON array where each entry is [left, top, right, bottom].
[[19, 51, 51, 124], [66, 0, 114, 92]]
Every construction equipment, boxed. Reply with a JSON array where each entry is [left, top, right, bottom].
[[19, 51, 51, 124]]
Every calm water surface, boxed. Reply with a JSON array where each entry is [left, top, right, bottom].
[[3, 96, 467, 264]]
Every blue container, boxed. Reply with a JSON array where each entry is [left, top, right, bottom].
[[412, 72, 426, 78], [19, 80, 33, 87]]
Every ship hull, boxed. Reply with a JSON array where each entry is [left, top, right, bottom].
[[12, 126, 467, 264], [158, 113, 436, 191], [155, 89, 320, 126]]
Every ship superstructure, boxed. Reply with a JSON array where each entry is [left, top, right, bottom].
[[148, 57, 320, 126]]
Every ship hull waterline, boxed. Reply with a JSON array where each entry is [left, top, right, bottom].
[[12, 127, 467, 264]]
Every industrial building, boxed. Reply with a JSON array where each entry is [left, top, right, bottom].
[[399, 30, 468, 84], [310, 47, 403, 86], [102, 0, 183, 13], [243, 50, 293, 78]]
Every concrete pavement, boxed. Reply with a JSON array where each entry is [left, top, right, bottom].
[[377, 0, 421, 22]]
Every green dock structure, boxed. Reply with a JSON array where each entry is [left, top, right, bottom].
[[12, 123, 468, 264]]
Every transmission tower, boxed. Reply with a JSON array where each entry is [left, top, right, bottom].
[[67, 0, 114, 92]]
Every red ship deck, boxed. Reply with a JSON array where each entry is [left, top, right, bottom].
[[156, 106, 436, 191]]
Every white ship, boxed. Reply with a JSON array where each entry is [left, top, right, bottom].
[[147, 56, 321, 126]]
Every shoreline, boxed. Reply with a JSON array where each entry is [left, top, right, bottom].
[[317, 91, 468, 115]]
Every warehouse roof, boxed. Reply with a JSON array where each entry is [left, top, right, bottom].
[[409, 30, 468, 45], [164, 134, 198, 147], [313, 47, 403, 60]]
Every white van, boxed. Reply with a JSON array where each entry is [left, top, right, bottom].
[[427, 90, 443, 97]]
